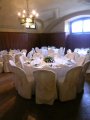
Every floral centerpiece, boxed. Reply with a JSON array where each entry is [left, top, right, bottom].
[[44, 56, 54, 63]]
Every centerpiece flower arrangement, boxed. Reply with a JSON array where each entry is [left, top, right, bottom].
[[44, 56, 54, 63]]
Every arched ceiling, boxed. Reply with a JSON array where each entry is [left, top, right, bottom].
[[0, 0, 90, 31]]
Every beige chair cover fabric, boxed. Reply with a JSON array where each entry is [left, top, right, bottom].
[[3, 54, 14, 72], [9, 65, 34, 99], [33, 70, 57, 105], [58, 66, 83, 102]]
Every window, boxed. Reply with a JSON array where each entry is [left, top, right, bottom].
[[70, 17, 90, 33]]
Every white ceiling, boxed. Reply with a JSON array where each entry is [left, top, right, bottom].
[[0, 0, 90, 31]]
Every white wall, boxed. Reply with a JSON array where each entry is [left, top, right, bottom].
[[1, 10, 90, 33]]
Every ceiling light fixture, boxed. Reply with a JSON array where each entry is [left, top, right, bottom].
[[17, 0, 39, 29]]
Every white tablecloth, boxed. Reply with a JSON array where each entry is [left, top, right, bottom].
[[23, 61, 76, 82]]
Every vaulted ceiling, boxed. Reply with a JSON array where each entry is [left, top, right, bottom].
[[0, 0, 90, 32]]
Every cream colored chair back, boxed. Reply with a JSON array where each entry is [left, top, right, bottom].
[[66, 66, 83, 93], [35, 47, 42, 54], [9, 60, 16, 66], [15, 53, 22, 62], [19, 55, 29, 68], [65, 66, 82, 83], [15, 53, 23, 68], [48, 49, 54, 57], [3, 54, 14, 72], [21, 49, 27, 56], [58, 66, 83, 101], [27, 50, 34, 59], [21, 49, 27, 53], [9, 60, 16, 72], [11, 66, 34, 99], [3, 54, 14, 62], [33, 70, 57, 105], [82, 60, 90, 74], [82, 60, 90, 80]]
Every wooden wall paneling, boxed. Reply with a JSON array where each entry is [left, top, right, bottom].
[[7, 32, 17, 49], [6, 33, 11, 50], [39, 33, 66, 48], [0, 32, 66, 51], [0, 32, 8, 50], [8, 32, 28, 50], [39, 34, 50, 47], [0, 32, 28, 51], [0, 32, 3, 50], [28, 33, 40, 51], [48, 33, 65, 48]]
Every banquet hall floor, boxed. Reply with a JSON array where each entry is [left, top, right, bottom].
[[0, 72, 90, 120]]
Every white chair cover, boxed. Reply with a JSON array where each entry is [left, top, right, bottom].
[[84, 53, 90, 64], [35, 47, 42, 54], [0, 62, 3, 73], [9, 65, 34, 99], [58, 47, 65, 57], [9, 60, 16, 72], [0, 50, 8, 55], [75, 56, 86, 66], [27, 50, 34, 59], [33, 52, 43, 59], [82, 60, 90, 75], [58, 66, 83, 102], [19, 55, 29, 69], [48, 49, 54, 57], [74, 52, 80, 61], [33, 70, 57, 105], [3, 54, 14, 72], [65, 52, 75, 60], [15, 53, 23, 68], [21, 49, 27, 56]]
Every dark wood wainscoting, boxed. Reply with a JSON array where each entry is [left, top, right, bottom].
[[40, 33, 65, 48], [65, 33, 90, 51], [0, 32, 90, 52], [0, 32, 28, 51], [28, 33, 40, 51], [0, 32, 66, 51]]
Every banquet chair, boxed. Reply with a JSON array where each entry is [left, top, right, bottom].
[[3, 54, 14, 72], [0, 54, 3, 62], [58, 47, 65, 57], [0, 62, 3, 73], [35, 47, 42, 54], [84, 53, 90, 65], [33, 70, 57, 105], [41, 46, 48, 50], [19, 55, 29, 68], [9, 63, 34, 99], [82, 60, 90, 73], [15, 53, 23, 68], [48, 49, 54, 57], [82, 60, 90, 80], [74, 52, 80, 61], [75, 61, 90, 94], [27, 50, 34, 59], [65, 52, 75, 60], [75, 55, 86, 66], [9, 59, 16, 66], [0, 50, 8, 55], [21, 49, 27, 56], [58, 66, 83, 102]]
